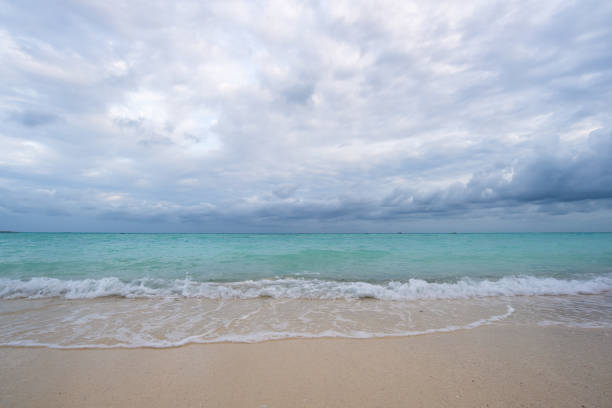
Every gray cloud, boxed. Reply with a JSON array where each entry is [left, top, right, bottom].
[[8, 110, 58, 127], [1, 0, 611, 232]]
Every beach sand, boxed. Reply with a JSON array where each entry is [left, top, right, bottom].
[[1, 325, 611, 407]]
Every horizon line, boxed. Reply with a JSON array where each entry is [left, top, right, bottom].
[[2, 231, 612, 234]]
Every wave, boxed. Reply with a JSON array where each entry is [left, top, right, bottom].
[[0, 306, 515, 348], [1, 275, 611, 300]]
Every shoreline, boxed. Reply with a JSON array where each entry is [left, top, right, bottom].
[[0, 305, 513, 349], [2, 324, 611, 407]]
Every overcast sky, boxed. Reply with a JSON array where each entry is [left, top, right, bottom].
[[1, 0, 612, 232]]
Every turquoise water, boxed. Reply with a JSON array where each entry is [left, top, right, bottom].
[[1, 233, 612, 347], [2, 233, 611, 283]]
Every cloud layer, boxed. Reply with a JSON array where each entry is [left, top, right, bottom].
[[1, 0, 612, 231]]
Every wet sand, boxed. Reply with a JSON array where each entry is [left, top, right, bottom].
[[1, 325, 611, 408]]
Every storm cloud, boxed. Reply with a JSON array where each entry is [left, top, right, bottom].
[[1, 0, 611, 232]]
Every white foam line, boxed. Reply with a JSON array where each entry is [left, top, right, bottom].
[[0, 305, 514, 349]]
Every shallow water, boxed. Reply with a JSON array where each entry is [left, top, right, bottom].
[[1, 233, 611, 347]]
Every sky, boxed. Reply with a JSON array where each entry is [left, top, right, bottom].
[[1, 0, 612, 232]]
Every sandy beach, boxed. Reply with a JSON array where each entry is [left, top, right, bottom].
[[2, 324, 611, 408]]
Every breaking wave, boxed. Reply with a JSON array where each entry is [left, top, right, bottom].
[[1, 275, 611, 300]]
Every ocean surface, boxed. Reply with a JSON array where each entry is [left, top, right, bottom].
[[1, 232, 611, 348]]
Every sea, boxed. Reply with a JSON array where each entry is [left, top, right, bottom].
[[1, 232, 611, 348]]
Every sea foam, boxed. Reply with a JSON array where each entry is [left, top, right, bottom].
[[1, 275, 611, 300], [0, 305, 515, 348]]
